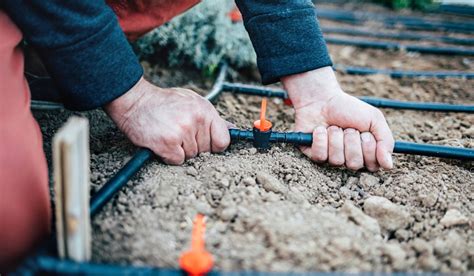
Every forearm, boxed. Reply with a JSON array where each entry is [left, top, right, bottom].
[[235, 0, 332, 85], [3, 0, 143, 111]]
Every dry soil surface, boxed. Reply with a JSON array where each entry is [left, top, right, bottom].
[[33, 2, 473, 273]]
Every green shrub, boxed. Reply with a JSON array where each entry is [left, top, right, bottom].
[[133, 0, 256, 74]]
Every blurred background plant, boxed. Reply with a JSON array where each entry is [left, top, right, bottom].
[[372, 0, 437, 10], [133, 0, 256, 76]]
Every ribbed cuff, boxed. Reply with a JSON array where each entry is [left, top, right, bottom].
[[41, 19, 143, 111], [244, 8, 332, 85]]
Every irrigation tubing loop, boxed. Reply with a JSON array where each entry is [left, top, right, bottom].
[[222, 82, 474, 113], [321, 27, 474, 46], [317, 9, 474, 34], [324, 37, 474, 56], [28, 64, 474, 274]]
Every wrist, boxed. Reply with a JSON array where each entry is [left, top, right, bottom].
[[104, 76, 148, 124], [281, 66, 343, 109]]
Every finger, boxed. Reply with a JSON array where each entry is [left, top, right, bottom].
[[196, 124, 212, 153], [328, 126, 345, 166], [182, 133, 198, 160], [158, 146, 186, 165], [343, 128, 363, 171], [370, 110, 395, 169], [311, 126, 328, 163], [211, 119, 231, 152], [361, 132, 379, 172]]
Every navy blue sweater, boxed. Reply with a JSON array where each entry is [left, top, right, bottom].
[[3, 1, 331, 111]]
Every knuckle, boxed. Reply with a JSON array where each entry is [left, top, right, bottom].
[[162, 133, 181, 146]]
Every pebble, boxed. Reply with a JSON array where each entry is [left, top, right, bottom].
[[248, 148, 258, 155], [242, 177, 256, 186], [358, 173, 379, 191], [364, 196, 411, 232], [219, 177, 230, 188], [440, 209, 468, 227], [186, 167, 198, 176], [341, 200, 381, 235], [256, 172, 288, 195], [220, 207, 237, 221]]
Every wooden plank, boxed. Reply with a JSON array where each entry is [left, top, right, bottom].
[[53, 116, 91, 262]]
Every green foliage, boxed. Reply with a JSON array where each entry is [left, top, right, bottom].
[[133, 0, 256, 74], [373, 0, 436, 10]]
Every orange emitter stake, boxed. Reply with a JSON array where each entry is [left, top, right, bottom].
[[253, 98, 272, 131], [179, 214, 214, 276], [252, 98, 273, 150]]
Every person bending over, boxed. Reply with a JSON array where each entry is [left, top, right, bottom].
[[0, 0, 394, 270]]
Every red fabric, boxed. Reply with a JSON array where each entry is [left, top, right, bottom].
[[0, 10, 51, 271], [107, 0, 201, 41]]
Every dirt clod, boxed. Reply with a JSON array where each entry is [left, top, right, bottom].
[[256, 172, 288, 195], [341, 200, 381, 235], [364, 196, 411, 233], [440, 209, 469, 228]]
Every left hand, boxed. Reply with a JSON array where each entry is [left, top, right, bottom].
[[282, 67, 394, 171]]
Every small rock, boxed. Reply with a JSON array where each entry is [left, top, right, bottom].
[[248, 148, 258, 155], [364, 196, 411, 232], [242, 177, 256, 186], [440, 209, 468, 227], [358, 173, 379, 191], [186, 167, 198, 176], [341, 200, 381, 235], [383, 243, 407, 271], [219, 177, 230, 188], [220, 207, 237, 221], [256, 172, 288, 194]]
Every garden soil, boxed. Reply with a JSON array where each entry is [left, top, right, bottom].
[[33, 2, 473, 273]]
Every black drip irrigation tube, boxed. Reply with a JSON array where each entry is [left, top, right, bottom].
[[228, 129, 474, 161], [333, 64, 474, 79], [317, 8, 474, 34], [321, 27, 474, 46], [324, 37, 474, 56], [27, 64, 474, 274], [222, 82, 474, 113]]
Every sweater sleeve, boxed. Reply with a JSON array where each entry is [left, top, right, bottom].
[[3, 1, 143, 111], [235, 0, 332, 85]]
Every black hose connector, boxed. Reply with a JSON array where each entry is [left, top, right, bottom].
[[229, 129, 474, 161], [252, 127, 272, 150]]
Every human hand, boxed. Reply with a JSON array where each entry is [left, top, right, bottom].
[[104, 77, 230, 165], [282, 67, 394, 171]]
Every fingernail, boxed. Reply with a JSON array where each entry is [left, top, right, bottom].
[[361, 132, 371, 142], [384, 154, 393, 169], [344, 128, 356, 134]]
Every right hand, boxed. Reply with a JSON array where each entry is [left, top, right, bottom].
[[104, 77, 230, 165]]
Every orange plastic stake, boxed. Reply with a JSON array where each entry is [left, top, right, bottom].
[[254, 98, 272, 131], [179, 214, 213, 276], [228, 6, 243, 22]]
